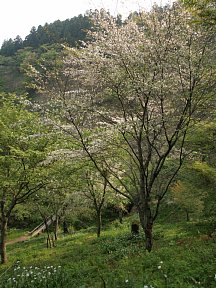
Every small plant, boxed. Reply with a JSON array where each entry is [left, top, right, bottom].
[[0, 261, 69, 288]]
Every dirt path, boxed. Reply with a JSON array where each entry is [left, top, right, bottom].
[[6, 235, 30, 245]]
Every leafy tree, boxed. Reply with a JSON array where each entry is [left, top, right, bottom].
[[80, 168, 109, 237], [44, 143, 111, 237], [56, 4, 215, 251], [27, 4, 215, 251], [0, 39, 16, 57], [171, 179, 205, 221], [186, 121, 216, 166], [170, 159, 216, 221], [20, 44, 72, 99], [24, 26, 40, 48], [170, 120, 216, 222], [0, 94, 51, 264], [184, 120, 216, 217], [33, 158, 80, 241], [182, 0, 216, 25], [13, 36, 23, 52], [0, 35, 23, 57]]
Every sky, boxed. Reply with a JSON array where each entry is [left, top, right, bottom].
[[0, 0, 174, 46]]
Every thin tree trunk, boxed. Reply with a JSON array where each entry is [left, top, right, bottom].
[[46, 234, 52, 248], [186, 210, 190, 222], [54, 215, 59, 241], [51, 234, 56, 247], [119, 210, 123, 224], [44, 218, 52, 248], [0, 216, 8, 264], [97, 210, 102, 237]]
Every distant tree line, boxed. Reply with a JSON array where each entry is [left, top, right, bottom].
[[0, 14, 93, 56]]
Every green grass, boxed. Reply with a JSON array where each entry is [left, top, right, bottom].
[[0, 219, 216, 287], [7, 229, 29, 242]]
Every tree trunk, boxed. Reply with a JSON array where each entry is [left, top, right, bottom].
[[63, 221, 69, 234], [44, 218, 52, 248], [186, 210, 190, 222], [0, 216, 8, 264], [47, 234, 52, 248], [138, 202, 154, 252], [144, 218, 153, 252], [96, 210, 102, 237], [118, 210, 123, 224], [131, 221, 139, 234], [54, 216, 59, 241]]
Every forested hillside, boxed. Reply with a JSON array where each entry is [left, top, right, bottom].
[[0, 14, 93, 56], [0, 13, 94, 94], [0, 1, 216, 287]]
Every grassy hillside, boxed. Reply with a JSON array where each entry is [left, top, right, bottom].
[[0, 217, 216, 288]]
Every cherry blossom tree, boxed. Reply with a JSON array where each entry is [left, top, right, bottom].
[[32, 4, 216, 251]]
